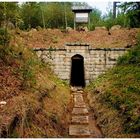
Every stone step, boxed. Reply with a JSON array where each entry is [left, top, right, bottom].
[[72, 107, 88, 115], [72, 92, 82, 95], [69, 125, 90, 136], [77, 90, 84, 93], [74, 94, 84, 102], [73, 93, 86, 107], [71, 116, 89, 124], [74, 102, 86, 108]]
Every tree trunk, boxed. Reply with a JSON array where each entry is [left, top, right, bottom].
[[113, 2, 117, 19]]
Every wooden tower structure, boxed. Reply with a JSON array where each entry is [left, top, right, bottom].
[[72, 4, 92, 30]]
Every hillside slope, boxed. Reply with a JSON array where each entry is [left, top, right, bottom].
[[12, 28, 139, 49], [86, 33, 140, 138], [0, 34, 71, 138]]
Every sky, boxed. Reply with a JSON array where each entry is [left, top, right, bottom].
[[87, 1, 110, 15]]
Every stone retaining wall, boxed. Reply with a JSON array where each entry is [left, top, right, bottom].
[[34, 43, 127, 85]]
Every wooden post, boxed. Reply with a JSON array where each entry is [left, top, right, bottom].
[[74, 14, 76, 30], [113, 2, 117, 19], [88, 12, 90, 31]]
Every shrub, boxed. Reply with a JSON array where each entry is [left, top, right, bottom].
[[118, 46, 140, 66], [0, 28, 10, 46], [118, 33, 140, 66]]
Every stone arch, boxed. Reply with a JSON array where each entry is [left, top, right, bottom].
[[70, 54, 85, 87]]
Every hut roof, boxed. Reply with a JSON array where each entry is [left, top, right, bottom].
[[72, 5, 92, 12]]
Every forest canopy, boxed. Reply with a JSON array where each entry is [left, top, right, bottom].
[[0, 2, 140, 30]]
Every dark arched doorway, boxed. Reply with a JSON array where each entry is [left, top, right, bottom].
[[70, 54, 85, 87]]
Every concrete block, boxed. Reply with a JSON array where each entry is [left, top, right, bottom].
[[69, 125, 90, 136], [72, 108, 88, 115], [71, 116, 89, 124]]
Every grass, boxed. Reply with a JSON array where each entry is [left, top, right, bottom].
[[86, 32, 140, 137], [0, 29, 70, 138], [0, 28, 10, 46]]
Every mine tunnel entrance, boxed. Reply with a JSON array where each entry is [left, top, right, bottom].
[[70, 54, 85, 87]]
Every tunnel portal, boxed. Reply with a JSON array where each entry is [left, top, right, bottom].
[[70, 54, 85, 87], [34, 43, 127, 86]]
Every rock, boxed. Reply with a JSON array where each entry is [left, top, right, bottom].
[[95, 26, 107, 30], [31, 28, 37, 32], [110, 25, 121, 30], [77, 26, 89, 32], [47, 28, 52, 31], [125, 43, 132, 48], [66, 27, 73, 32], [29, 29, 37, 36], [0, 101, 7, 107], [0, 101, 7, 105], [36, 26, 42, 31], [83, 27, 89, 32], [71, 86, 77, 92], [36, 51, 42, 58]]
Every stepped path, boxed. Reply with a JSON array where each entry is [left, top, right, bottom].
[[69, 88, 103, 138]]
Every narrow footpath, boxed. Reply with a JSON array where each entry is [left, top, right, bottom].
[[69, 88, 103, 138]]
